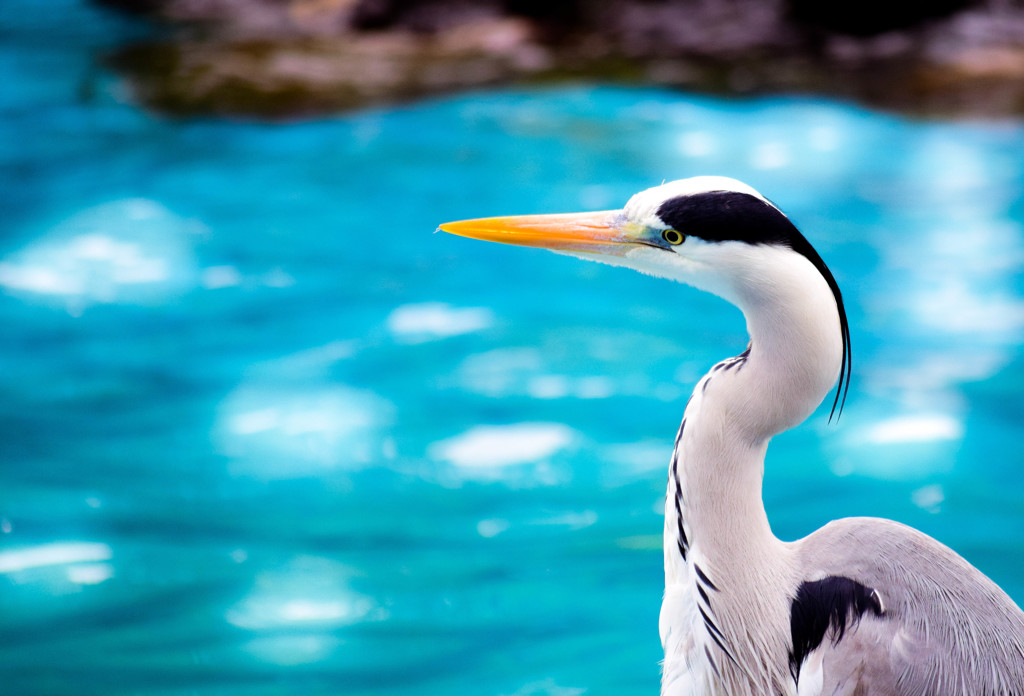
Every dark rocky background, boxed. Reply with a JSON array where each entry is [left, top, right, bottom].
[[99, 0, 1024, 118]]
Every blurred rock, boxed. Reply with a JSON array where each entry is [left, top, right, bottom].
[[588, 0, 795, 56], [100, 0, 1024, 118], [789, 0, 974, 37], [109, 16, 550, 117]]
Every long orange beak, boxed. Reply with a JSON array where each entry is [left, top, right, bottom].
[[438, 210, 634, 254]]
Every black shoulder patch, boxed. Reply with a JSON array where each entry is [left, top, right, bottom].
[[789, 576, 885, 682], [657, 191, 852, 421]]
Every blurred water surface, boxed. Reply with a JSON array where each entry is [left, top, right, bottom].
[[2, 2, 1024, 695]]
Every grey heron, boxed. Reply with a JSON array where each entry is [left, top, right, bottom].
[[439, 177, 1024, 695]]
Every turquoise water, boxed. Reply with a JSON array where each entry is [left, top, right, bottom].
[[3, 2, 1024, 695]]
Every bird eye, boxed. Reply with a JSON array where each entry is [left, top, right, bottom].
[[662, 229, 684, 245]]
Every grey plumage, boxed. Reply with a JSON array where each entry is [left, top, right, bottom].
[[793, 518, 1024, 694]]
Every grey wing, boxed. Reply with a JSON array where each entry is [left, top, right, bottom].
[[798, 613, 933, 696], [793, 517, 1024, 696]]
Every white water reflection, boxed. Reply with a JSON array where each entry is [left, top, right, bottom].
[[0, 199, 200, 312], [0, 542, 111, 573], [226, 556, 377, 630], [216, 341, 393, 478], [429, 423, 576, 473], [0, 542, 114, 589], [750, 141, 789, 170], [218, 383, 394, 478], [861, 414, 964, 445], [601, 440, 672, 485], [912, 483, 945, 513], [501, 679, 586, 696], [457, 347, 544, 397], [809, 125, 840, 152], [228, 594, 374, 631], [456, 343, 683, 401], [244, 634, 342, 666], [477, 518, 511, 538], [227, 555, 378, 665], [65, 564, 114, 585], [387, 302, 494, 343], [678, 131, 714, 158], [858, 130, 1024, 433], [834, 411, 964, 480]]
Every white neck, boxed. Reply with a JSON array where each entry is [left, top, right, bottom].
[[661, 247, 844, 695]]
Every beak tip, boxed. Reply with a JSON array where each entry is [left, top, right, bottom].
[[434, 210, 622, 249]]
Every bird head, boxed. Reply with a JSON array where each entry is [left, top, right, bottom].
[[439, 176, 850, 418], [441, 178, 801, 299]]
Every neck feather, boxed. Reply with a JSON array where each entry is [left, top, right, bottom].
[[730, 249, 845, 440], [661, 248, 844, 693], [676, 247, 843, 557]]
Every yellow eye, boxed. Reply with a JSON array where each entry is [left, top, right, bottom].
[[662, 229, 684, 245]]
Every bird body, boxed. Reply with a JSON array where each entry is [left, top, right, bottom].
[[440, 176, 1024, 695], [793, 517, 1024, 695]]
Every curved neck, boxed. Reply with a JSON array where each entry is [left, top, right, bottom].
[[714, 246, 844, 443], [681, 248, 842, 546], [661, 250, 844, 692]]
